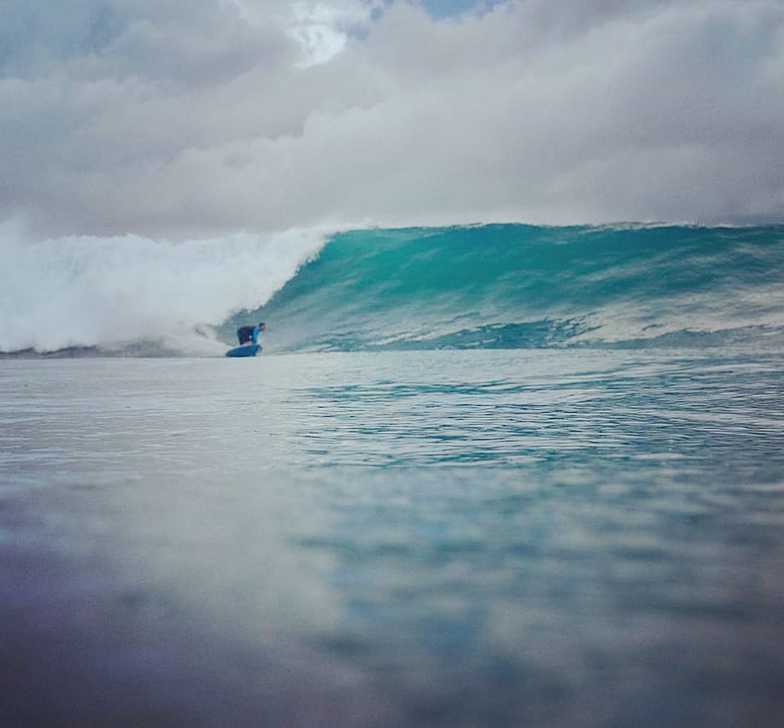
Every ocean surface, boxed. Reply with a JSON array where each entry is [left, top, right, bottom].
[[2, 224, 784, 726]]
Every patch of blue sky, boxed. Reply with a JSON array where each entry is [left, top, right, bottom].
[[421, 0, 508, 19]]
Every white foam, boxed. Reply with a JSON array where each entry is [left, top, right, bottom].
[[0, 221, 328, 353]]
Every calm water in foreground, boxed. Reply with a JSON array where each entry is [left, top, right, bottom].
[[1, 349, 784, 726]]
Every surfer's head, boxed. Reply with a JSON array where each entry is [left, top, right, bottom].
[[258, 322, 266, 331]]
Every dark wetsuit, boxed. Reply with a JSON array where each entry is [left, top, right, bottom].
[[237, 325, 262, 345]]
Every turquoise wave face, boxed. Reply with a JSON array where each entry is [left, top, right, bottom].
[[233, 224, 784, 352]]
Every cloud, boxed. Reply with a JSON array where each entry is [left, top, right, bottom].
[[0, 0, 782, 237]]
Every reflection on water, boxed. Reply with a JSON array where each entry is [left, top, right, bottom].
[[1, 350, 783, 726]]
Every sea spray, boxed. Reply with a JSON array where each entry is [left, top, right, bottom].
[[0, 224, 328, 353]]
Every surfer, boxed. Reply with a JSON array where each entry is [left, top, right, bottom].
[[237, 322, 266, 346]]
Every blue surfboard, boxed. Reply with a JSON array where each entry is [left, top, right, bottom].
[[225, 343, 261, 358]]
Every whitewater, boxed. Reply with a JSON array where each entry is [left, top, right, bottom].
[[0, 221, 327, 355], [2, 222, 784, 727]]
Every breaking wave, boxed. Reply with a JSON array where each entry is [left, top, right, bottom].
[[3, 222, 783, 355]]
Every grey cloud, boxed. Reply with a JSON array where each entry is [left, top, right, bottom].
[[0, 0, 295, 83], [0, 0, 782, 238]]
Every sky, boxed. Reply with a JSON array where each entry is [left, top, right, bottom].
[[1, 0, 782, 238]]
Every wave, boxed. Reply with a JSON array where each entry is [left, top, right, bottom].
[[234, 223, 784, 352], [0, 221, 327, 354], [4, 222, 783, 356]]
